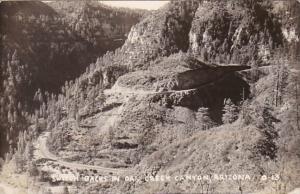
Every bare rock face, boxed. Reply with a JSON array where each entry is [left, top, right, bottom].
[[78, 0, 286, 93], [273, 0, 300, 44], [113, 0, 285, 72], [189, 1, 283, 66], [121, 1, 200, 69]]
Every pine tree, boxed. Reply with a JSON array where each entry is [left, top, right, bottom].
[[222, 99, 238, 124], [98, 89, 106, 106], [75, 112, 81, 126], [5, 150, 13, 163], [25, 141, 34, 161], [14, 151, 25, 173], [273, 61, 289, 107], [7, 110, 13, 124], [17, 131, 26, 153], [195, 107, 214, 130], [0, 158, 4, 170], [12, 50, 18, 61]]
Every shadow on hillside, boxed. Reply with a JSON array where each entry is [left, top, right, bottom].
[[178, 73, 250, 123]]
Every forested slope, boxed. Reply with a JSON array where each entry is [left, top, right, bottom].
[[0, 1, 143, 156], [0, 1, 299, 194]]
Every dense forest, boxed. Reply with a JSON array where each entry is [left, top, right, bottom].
[[0, 0, 299, 194], [0, 1, 143, 157]]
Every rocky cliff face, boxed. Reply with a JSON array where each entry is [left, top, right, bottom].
[[54, 0, 287, 130], [273, 0, 300, 65], [119, 1, 200, 69], [2, 1, 299, 193], [273, 0, 300, 42], [78, 0, 286, 91], [112, 0, 284, 71], [189, 1, 283, 65]]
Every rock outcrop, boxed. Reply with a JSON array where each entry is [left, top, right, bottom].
[[119, 1, 200, 69], [19, 1, 299, 193], [189, 0, 283, 65]]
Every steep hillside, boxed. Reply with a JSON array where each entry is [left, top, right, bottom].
[[272, 0, 300, 66], [117, 1, 200, 69], [108, 0, 284, 70], [273, 0, 300, 43], [68, 0, 286, 90], [189, 0, 283, 65], [47, 1, 144, 44], [0, 1, 142, 94], [1, 1, 299, 194], [0, 1, 142, 156]]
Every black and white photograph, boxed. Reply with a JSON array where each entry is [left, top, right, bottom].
[[0, 0, 299, 193]]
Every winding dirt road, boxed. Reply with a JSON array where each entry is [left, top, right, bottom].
[[35, 69, 245, 177], [35, 83, 194, 177], [36, 132, 131, 175]]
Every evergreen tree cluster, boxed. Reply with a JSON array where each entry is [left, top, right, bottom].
[[222, 99, 238, 124], [0, 1, 142, 157]]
